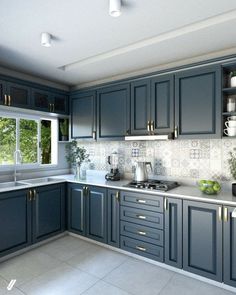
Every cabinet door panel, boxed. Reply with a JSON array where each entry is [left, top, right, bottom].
[[0, 80, 7, 105], [107, 189, 120, 248], [175, 65, 221, 138], [67, 183, 85, 235], [151, 75, 174, 133], [53, 94, 69, 115], [71, 91, 96, 139], [33, 184, 65, 243], [31, 88, 51, 112], [183, 200, 222, 281], [0, 190, 31, 257], [7, 82, 31, 108], [131, 79, 150, 135], [86, 186, 107, 243], [224, 206, 236, 287], [164, 198, 182, 268], [97, 84, 130, 139]]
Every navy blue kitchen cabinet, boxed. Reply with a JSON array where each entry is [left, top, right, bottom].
[[32, 184, 65, 243], [67, 183, 86, 235], [131, 79, 151, 135], [175, 65, 221, 139], [164, 197, 182, 269], [107, 189, 120, 248], [71, 91, 96, 139], [0, 189, 31, 257], [131, 75, 174, 135], [97, 84, 130, 139], [32, 88, 69, 114], [0, 80, 7, 105], [223, 205, 236, 288], [6, 82, 31, 108], [183, 200, 222, 282], [67, 183, 107, 243], [86, 186, 107, 243]]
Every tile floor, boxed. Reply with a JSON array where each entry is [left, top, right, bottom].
[[0, 236, 235, 295]]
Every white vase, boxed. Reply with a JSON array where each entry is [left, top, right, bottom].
[[231, 76, 236, 87]]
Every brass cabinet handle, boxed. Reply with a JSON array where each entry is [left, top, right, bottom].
[[137, 199, 146, 204], [92, 131, 96, 140], [137, 215, 146, 220], [137, 231, 146, 236], [33, 189, 37, 200], [218, 206, 222, 222], [150, 120, 154, 132], [53, 103, 55, 112], [174, 126, 178, 139], [86, 186, 89, 196], [8, 95, 11, 106], [4, 94, 7, 105], [115, 191, 120, 202], [147, 121, 150, 132], [136, 246, 146, 252], [28, 190, 32, 201], [82, 186, 87, 196], [224, 207, 228, 222], [164, 197, 168, 211]]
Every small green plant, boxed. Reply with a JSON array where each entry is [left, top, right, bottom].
[[60, 119, 68, 136], [228, 148, 236, 180], [65, 140, 90, 167], [231, 71, 236, 77]]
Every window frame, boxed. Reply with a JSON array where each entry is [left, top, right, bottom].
[[0, 111, 58, 170]]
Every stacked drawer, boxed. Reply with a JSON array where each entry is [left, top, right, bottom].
[[120, 190, 164, 262]]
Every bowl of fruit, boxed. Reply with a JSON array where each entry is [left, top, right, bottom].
[[198, 180, 221, 195]]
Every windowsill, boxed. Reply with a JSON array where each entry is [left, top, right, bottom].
[[0, 163, 58, 173]]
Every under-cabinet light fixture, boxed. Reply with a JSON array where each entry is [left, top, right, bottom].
[[41, 32, 52, 47], [109, 0, 122, 17]]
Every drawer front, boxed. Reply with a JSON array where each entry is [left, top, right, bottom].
[[120, 191, 163, 212], [120, 206, 163, 229], [121, 221, 164, 246], [121, 236, 164, 262]]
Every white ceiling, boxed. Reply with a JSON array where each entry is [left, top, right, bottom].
[[1, 0, 236, 87]]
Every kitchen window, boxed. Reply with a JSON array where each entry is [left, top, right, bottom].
[[0, 113, 58, 167]]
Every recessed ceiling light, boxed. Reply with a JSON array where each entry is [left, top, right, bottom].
[[109, 0, 122, 17], [41, 32, 52, 47]]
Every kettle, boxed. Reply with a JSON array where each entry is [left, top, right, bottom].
[[134, 162, 152, 182]]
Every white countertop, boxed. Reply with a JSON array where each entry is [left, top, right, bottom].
[[1, 174, 236, 206]]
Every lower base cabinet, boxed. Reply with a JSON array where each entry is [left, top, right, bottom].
[[183, 200, 222, 282], [0, 189, 31, 257], [0, 184, 65, 258], [224, 205, 236, 288], [164, 197, 182, 269], [67, 183, 107, 243]]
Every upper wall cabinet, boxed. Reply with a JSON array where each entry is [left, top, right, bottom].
[[0, 81, 31, 108], [175, 65, 221, 139], [130, 75, 174, 135], [97, 83, 130, 140], [31, 88, 69, 115], [71, 90, 96, 140]]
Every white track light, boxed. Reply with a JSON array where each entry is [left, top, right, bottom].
[[41, 32, 52, 47], [109, 0, 121, 17]]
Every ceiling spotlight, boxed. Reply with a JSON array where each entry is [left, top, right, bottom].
[[41, 32, 52, 47], [109, 0, 122, 17]]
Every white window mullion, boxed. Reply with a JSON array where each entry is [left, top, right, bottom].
[[16, 118, 20, 151], [38, 120, 41, 165]]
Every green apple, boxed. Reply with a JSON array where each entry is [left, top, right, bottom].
[[213, 183, 221, 192]]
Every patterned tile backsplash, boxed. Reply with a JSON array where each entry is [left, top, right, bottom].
[[78, 139, 236, 184]]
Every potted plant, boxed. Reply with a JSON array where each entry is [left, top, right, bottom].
[[65, 140, 90, 179], [228, 148, 236, 196], [60, 119, 68, 141], [230, 71, 236, 87]]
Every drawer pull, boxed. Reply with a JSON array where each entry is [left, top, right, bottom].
[[137, 231, 146, 235], [136, 246, 146, 252], [137, 215, 146, 219], [137, 199, 146, 204]]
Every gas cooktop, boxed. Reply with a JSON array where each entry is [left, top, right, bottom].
[[124, 179, 179, 192]]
